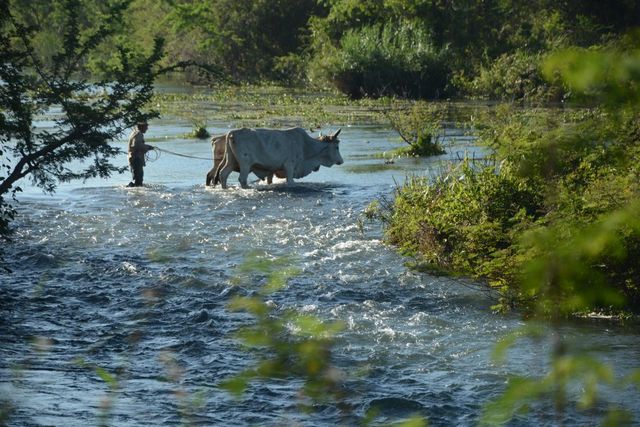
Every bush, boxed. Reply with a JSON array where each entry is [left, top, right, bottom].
[[464, 50, 565, 102], [271, 53, 308, 85], [386, 102, 449, 157], [384, 161, 542, 293], [317, 22, 451, 99], [381, 100, 640, 313]]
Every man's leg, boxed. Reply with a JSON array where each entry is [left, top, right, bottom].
[[129, 158, 144, 186], [128, 160, 135, 186]]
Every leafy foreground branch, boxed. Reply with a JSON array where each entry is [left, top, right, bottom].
[[220, 251, 426, 426], [373, 37, 640, 425]]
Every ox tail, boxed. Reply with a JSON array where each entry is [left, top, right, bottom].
[[213, 133, 234, 186]]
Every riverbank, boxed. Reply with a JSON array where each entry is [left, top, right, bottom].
[[374, 103, 640, 318]]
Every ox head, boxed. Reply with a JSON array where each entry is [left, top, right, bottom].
[[318, 129, 343, 166]]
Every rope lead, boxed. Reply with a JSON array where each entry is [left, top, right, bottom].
[[147, 147, 213, 162]]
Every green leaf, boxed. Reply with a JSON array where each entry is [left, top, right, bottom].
[[95, 366, 118, 390], [391, 416, 428, 427], [219, 375, 249, 398], [492, 324, 545, 363], [481, 377, 547, 425]]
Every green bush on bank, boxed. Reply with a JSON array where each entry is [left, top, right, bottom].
[[381, 161, 541, 303], [381, 101, 640, 313], [313, 22, 451, 99], [462, 50, 565, 102]]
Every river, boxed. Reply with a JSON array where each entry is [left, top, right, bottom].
[[1, 113, 639, 426]]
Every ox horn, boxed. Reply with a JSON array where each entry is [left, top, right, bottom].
[[332, 128, 341, 138]]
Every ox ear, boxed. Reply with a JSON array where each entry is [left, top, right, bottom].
[[332, 128, 341, 138]]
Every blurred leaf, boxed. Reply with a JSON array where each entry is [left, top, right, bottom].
[[392, 416, 428, 427], [233, 251, 300, 294], [95, 367, 118, 390], [492, 324, 545, 363], [292, 315, 337, 337], [481, 376, 547, 425], [263, 266, 301, 294], [543, 43, 640, 108], [235, 326, 272, 347], [228, 296, 269, 317], [602, 408, 634, 427], [219, 375, 249, 398]]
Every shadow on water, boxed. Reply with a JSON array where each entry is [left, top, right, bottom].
[[253, 181, 347, 195], [343, 163, 406, 174]]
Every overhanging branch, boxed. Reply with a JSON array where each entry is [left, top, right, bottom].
[[154, 60, 237, 85]]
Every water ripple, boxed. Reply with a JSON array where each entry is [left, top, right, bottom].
[[2, 144, 639, 426]]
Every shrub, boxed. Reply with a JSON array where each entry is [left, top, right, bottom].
[[386, 102, 449, 157], [319, 22, 451, 99], [465, 50, 565, 102], [382, 100, 640, 313], [384, 161, 542, 293]]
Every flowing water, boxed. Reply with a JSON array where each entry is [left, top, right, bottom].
[[1, 117, 639, 426]]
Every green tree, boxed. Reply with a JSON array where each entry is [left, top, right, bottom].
[[479, 38, 640, 425], [0, 0, 164, 236], [164, 0, 325, 83]]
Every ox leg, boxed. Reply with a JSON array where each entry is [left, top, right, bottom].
[[213, 162, 226, 187], [266, 174, 273, 185], [206, 167, 216, 186], [219, 163, 233, 189], [238, 166, 250, 189], [207, 157, 222, 186], [284, 164, 295, 186], [218, 156, 235, 189], [217, 146, 238, 189]]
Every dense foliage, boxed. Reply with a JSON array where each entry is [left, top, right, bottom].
[[312, 23, 451, 99], [6, 0, 639, 99], [378, 42, 640, 316]]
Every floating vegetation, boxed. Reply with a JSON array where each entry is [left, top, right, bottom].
[[152, 84, 404, 128], [187, 121, 211, 139]]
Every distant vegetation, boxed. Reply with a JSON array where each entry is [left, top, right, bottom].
[[5, 0, 639, 100]]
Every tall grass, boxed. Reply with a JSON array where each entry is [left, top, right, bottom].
[[323, 22, 450, 99]]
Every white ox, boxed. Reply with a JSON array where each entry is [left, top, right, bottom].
[[212, 127, 343, 189]]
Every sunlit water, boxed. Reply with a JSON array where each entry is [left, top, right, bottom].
[[1, 121, 639, 426]]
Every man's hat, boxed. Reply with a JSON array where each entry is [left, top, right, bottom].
[[136, 121, 148, 127]]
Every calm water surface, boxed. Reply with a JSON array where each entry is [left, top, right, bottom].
[[1, 119, 639, 426]]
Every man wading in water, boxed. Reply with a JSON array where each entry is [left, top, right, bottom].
[[127, 121, 155, 187]]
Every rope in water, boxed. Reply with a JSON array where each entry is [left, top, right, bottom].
[[147, 146, 213, 162]]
